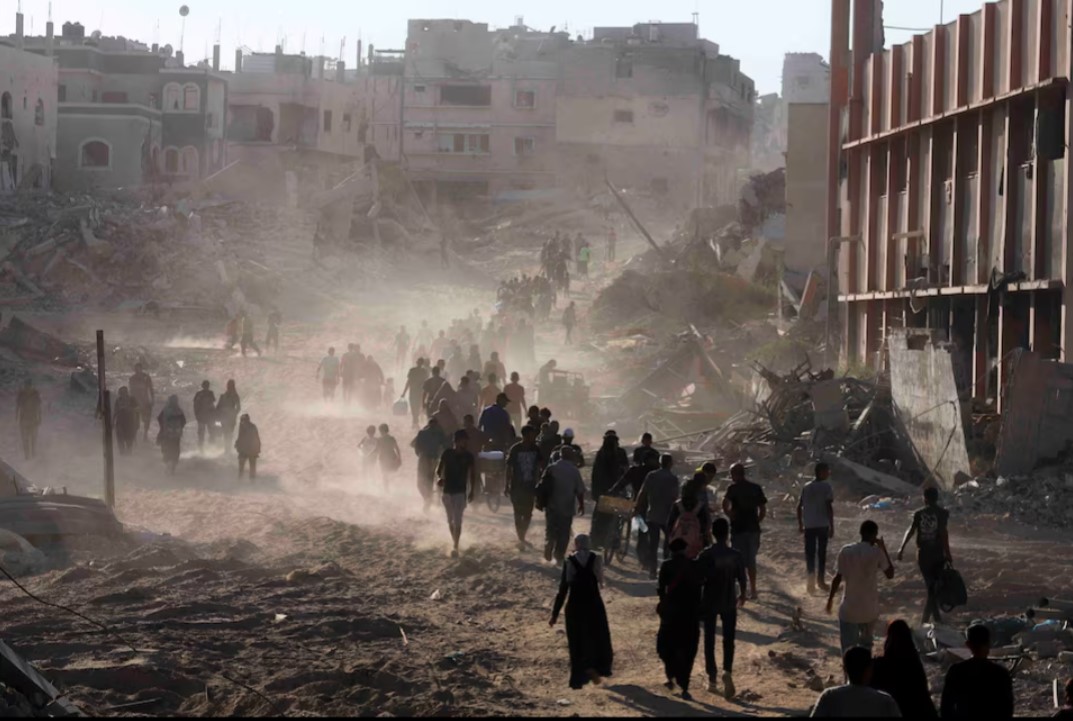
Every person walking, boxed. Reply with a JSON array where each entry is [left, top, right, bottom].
[[375, 423, 402, 490], [436, 429, 478, 558], [215, 380, 241, 452], [235, 414, 262, 480], [317, 347, 341, 402], [897, 486, 952, 625], [634, 453, 680, 579], [265, 306, 281, 352], [340, 344, 361, 405], [193, 380, 217, 451], [871, 619, 937, 717], [505, 425, 545, 550], [939, 624, 1014, 719], [129, 362, 155, 441], [696, 517, 747, 699], [15, 378, 42, 460], [657, 538, 702, 700], [562, 302, 577, 345], [826, 520, 896, 652], [503, 372, 527, 428], [798, 462, 836, 593], [239, 311, 262, 357], [536, 446, 586, 565], [402, 358, 431, 429], [156, 395, 187, 474], [667, 488, 712, 560], [721, 462, 768, 600], [394, 325, 411, 374], [577, 242, 591, 278], [549, 534, 613, 690], [113, 386, 140, 456], [412, 418, 447, 513], [810, 647, 902, 717], [422, 366, 448, 419]]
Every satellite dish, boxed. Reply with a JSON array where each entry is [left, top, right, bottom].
[[179, 5, 190, 17]]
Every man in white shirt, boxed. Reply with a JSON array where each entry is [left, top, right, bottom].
[[797, 462, 835, 593], [825, 520, 895, 653], [810, 647, 901, 717]]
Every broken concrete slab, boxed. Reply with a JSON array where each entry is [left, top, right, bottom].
[[888, 332, 970, 491], [0, 316, 80, 366], [824, 454, 919, 496], [0, 639, 85, 716], [995, 350, 1073, 478]]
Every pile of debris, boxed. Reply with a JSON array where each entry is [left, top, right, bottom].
[[950, 467, 1073, 530]]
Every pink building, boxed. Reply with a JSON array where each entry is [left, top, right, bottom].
[[402, 19, 569, 204]]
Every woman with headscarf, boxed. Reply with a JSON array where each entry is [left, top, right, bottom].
[[549, 534, 614, 690], [657, 537, 703, 700], [113, 386, 140, 455], [431, 398, 460, 438], [215, 379, 241, 452], [156, 395, 187, 474], [591, 430, 629, 502], [870, 619, 937, 717]]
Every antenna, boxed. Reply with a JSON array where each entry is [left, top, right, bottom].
[[154, 19, 160, 45], [339, 36, 345, 61], [179, 5, 190, 54], [215, 18, 222, 44], [48, 2, 52, 22]]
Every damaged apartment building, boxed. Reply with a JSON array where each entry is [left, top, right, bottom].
[[7, 17, 227, 191], [557, 22, 755, 210], [223, 43, 401, 204], [0, 11, 57, 192], [830, 0, 1073, 407]]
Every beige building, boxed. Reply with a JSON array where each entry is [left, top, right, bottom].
[[0, 14, 58, 192], [784, 102, 829, 271]]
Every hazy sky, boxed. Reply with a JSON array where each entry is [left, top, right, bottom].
[[3, 0, 990, 94]]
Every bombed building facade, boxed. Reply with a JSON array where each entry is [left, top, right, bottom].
[[830, 0, 1073, 406], [0, 14, 58, 192]]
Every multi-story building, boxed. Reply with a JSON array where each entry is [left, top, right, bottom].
[[10, 19, 227, 191], [401, 19, 568, 205], [556, 22, 755, 211], [829, 0, 1071, 403], [0, 12, 58, 192]]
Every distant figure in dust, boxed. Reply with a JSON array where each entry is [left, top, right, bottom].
[[156, 395, 187, 474], [340, 344, 361, 404], [395, 326, 411, 373], [15, 378, 42, 460], [113, 386, 141, 456], [375, 423, 403, 490], [359, 425, 378, 476], [265, 306, 282, 353], [402, 358, 431, 429], [193, 380, 217, 450], [235, 413, 262, 480], [606, 226, 617, 262], [412, 417, 447, 513], [362, 356, 385, 409], [216, 380, 242, 452], [129, 362, 155, 441], [549, 533, 614, 690], [239, 312, 262, 357], [562, 301, 577, 345], [437, 429, 478, 558], [224, 314, 239, 351], [316, 347, 341, 401], [577, 238, 591, 278]]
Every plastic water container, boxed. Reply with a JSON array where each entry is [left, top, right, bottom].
[[632, 516, 648, 534], [478, 450, 505, 461]]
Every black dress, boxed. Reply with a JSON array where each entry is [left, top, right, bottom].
[[657, 554, 702, 691], [871, 652, 937, 718], [552, 552, 614, 689]]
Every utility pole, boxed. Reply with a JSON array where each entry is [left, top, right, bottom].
[[96, 331, 115, 509]]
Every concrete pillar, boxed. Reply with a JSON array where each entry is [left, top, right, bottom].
[[176, 50, 185, 67], [357, 40, 362, 69], [336, 60, 345, 83], [46, 21, 55, 56], [212, 44, 220, 72], [15, 12, 25, 50], [274, 44, 283, 72], [235, 49, 243, 73]]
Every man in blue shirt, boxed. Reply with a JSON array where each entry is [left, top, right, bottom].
[[478, 392, 516, 451]]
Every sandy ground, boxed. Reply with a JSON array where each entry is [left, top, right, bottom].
[[1, 232, 1072, 717]]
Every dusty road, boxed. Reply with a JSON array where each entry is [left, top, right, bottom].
[[1, 241, 1071, 717]]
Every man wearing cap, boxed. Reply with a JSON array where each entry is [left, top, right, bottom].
[[558, 428, 585, 468]]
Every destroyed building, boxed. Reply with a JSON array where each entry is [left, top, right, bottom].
[[829, 0, 1071, 407], [556, 22, 755, 211], [403, 19, 569, 206], [0, 12, 58, 193], [8, 18, 228, 191]]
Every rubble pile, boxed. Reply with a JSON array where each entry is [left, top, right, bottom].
[[950, 468, 1073, 529]]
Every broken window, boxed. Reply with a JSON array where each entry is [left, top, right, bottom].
[[344, 113, 352, 133], [34, 99, 44, 126], [615, 56, 633, 79], [514, 90, 535, 109], [101, 91, 128, 104], [164, 83, 181, 111], [514, 137, 535, 155], [437, 133, 490, 153], [80, 140, 110, 168], [613, 109, 634, 123], [440, 85, 492, 106], [323, 110, 333, 133]]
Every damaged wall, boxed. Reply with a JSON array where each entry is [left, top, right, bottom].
[[783, 102, 828, 272], [995, 350, 1073, 477], [0, 44, 58, 192], [888, 333, 971, 490], [53, 105, 162, 191]]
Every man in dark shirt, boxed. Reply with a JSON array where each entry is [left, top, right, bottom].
[[436, 429, 478, 558], [422, 366, 447, 418], [192, 380, 217, 450], [721, 462, 767, 600], [478, 393, 516, 451], [401, 358, 431, 429], [635, 454, 681, 579], [695, 517, 747, 700], [940, 624, 1014, 719], [897, 486, 952, 624], [505, 425, 545, 550]]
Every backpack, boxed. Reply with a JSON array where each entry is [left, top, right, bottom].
[[937, 563, 968, 612], [669, 507, 703, 560]]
